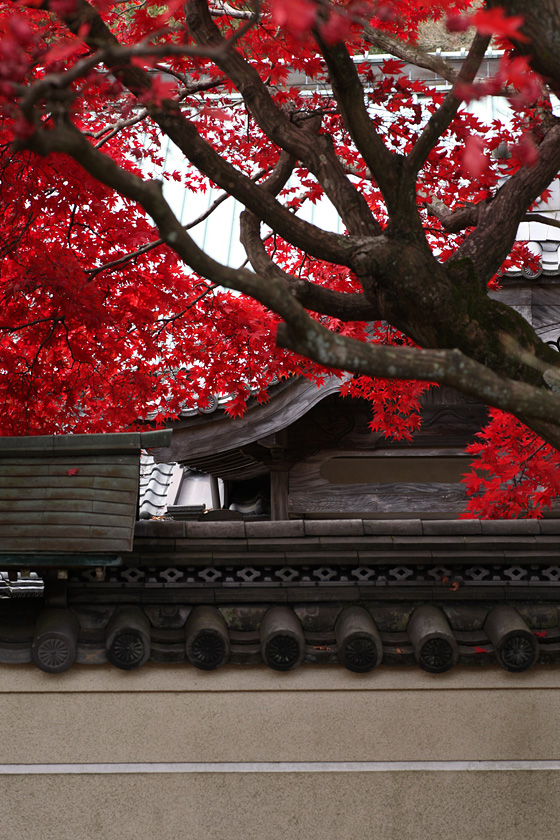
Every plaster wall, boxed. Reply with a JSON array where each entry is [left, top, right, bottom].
[[2, 664, 560, 839]]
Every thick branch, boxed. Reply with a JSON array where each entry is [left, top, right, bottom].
[[452, 120, 560, 281], [238, 150, 379, 320], [276, 318, 560, 442], [491, 0, 560, 96], [315, 38, 398, 215], [240, 209, 379, 320], [184, 0, 380, 238], [424, 198, 487, 232], [18, 107, 560, 453], [407, 32, 491, 176]]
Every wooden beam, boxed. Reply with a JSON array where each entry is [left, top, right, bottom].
[[270, 466, 290, 521], [0, 553, 123, 567]]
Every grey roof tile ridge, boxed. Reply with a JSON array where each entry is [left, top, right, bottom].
[[134, 517, 560, 540]]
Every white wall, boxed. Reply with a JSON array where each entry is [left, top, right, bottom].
[[2, 664, 560, 839]]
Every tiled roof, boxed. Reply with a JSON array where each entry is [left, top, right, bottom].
[[0, 571, 43, 598], [2, 516, 560, 674], [138, 454, 180, 519], [508, 181, 560, 277], [133, 515, 556, 540]]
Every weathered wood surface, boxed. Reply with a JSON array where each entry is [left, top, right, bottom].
[[0, 455, 139, 553], [0, 553, 122, 567], [288, 450, 469, 515], [270, 467, 289, 521], [320, 455, 469, 484], [0, 430, 171, 456], [285, 391, 487, 456]]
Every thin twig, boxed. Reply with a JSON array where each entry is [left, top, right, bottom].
[[0, 316, 64, 333], [86, 167, 269, 279]]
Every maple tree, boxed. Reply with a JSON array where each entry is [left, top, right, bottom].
[[2, 0, 560, 517]]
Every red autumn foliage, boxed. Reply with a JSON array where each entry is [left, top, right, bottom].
[[1, 0, 560, 519], [462, 410, 560, 519]]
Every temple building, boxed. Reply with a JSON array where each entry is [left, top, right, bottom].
[[2, 255, 560, 837]]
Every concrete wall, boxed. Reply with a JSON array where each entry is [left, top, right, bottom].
[[2, 664, 560, 839]]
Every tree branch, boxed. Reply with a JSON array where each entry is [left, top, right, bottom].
[[34, 0, 355, 266], [424, 199, 560, 235], [87, 75, 227, 149], [23, 119, 319, 334], [451, 120, 560, 282], [314, 37, 398, 216], [239, 150, 381, 320], [240, 208, 380, 320], [16, 89, 560, 453], [363, 24, 515, 96], [407, 32, 491, 177], [276, 317, 560, 441], [209, 1, 255, 20], [424, 197, 486, 232], [363, 25, 462, 86], [492, 0, 560, 97], [86, 167, 270, 279], [184, 0, 380, 238], [0, 316, 64, 333]]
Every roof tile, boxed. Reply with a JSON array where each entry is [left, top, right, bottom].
[[304, 519, 364, 536]]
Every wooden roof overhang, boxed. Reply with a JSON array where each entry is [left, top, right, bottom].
[[155, 376, 345, 478], [156, 374, 489, 520]]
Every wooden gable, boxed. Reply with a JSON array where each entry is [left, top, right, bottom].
[[0, 430, 171, 560]]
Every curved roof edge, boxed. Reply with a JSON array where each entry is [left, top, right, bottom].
[[155, 375, 346, 465]]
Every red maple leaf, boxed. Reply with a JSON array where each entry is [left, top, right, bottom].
[[270, 0, 316, 37], [462, 135, 490, 180], [472, 8, 529, 42]]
